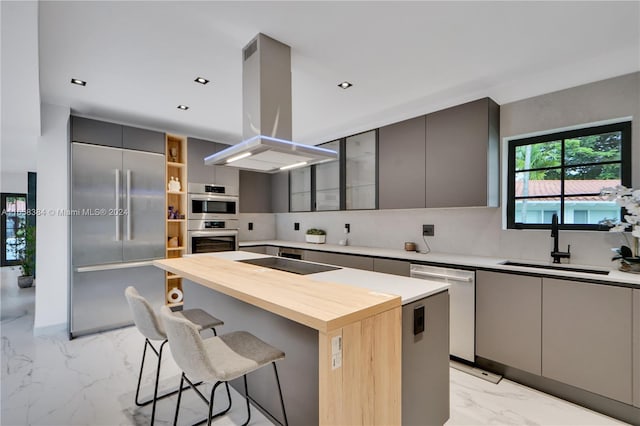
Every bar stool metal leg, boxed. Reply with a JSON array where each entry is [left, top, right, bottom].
[[173, 373, 232, 426], [134, 338, 172, 424], [273, 364, 289, 426], [241, 375, 251, 426]]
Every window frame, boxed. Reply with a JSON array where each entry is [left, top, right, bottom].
[[506, 121, 632, 231], [1, 192, 27, 266]]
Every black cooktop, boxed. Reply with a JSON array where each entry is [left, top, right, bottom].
[[238, 257, 341, 275]]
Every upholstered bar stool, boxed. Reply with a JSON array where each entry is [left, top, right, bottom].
[[159, 306, 288, 426], [125, 286, 224, 425]]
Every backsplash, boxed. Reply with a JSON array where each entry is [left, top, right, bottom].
[[238, 213, 277, 241], [273, 207, 626, 267]]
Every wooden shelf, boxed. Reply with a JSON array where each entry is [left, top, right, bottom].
[[166, 134, 187, 308]]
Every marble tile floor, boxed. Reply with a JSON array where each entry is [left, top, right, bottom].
[[0, 266, 629, 426]]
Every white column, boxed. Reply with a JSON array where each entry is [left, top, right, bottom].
[[33, 103, 70, 333]]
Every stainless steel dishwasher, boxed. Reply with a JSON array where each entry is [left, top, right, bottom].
[[410, 264, 475, 362]]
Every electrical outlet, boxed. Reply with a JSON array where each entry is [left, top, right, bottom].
[[294, 222, 300, 231], [248, 222, 253, 231], [422, 224, 435, 236], [345, 223, 350, 233]]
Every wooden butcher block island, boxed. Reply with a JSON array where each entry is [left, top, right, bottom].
[[154, 254, 402, 425]]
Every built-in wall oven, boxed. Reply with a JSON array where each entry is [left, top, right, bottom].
[[188, 183, 238, 220], [187, 183, 239, 254]]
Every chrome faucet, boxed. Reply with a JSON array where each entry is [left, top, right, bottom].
[[550, 213, 571, 264]]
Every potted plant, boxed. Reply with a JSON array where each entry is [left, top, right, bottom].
[[305, 228, 326, 244], [15, 224, 36, 288], [601, 185, 640, 273]]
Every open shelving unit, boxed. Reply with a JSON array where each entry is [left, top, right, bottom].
[[165, 134, 188, 308]]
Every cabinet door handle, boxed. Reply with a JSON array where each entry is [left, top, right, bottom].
[[115, 169, 121, 241], [126, 169, 132, 241]]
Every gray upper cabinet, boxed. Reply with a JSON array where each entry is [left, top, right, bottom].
[[271, 172, 289, 213], [187, 137, 216, 183], [71, 116, 122, 148], [378, 116, 426, 209], [239, 170, 288, 213], [239, 170, 271, 213], [187, 137, 239, 189], [425, 98, 499, 208], [476, 270, 542, 375], [122, 126, 164, 154], [542, 278, 633, 404]]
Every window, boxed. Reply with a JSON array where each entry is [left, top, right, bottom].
[[507, 122, 631, 230], [1, 193, 27, 266]]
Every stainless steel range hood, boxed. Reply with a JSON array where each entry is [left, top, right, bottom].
[[204, 33, 337, 173]]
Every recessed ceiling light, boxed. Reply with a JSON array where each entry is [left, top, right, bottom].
[[177, 105, 189, 110], [338, 81, 353, 89], [70, 78, 86, 86], [194, 77, 210, 85]]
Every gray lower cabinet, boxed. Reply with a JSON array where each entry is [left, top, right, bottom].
[[476, 271, 542, 375], [425, 98, 499, 208], [71, 116, 122, 148], [378, 116, 426, 209], [241, 245, 279, 256], [542, 278, 633, 404], [373, 258, 410, 277], [403, 291, 450, 426], [634, 289, 640, 408], [188, 137, 239, 188], [303, 250, 373, 271]]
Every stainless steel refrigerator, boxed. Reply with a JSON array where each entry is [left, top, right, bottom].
[[70, 142, 165, 338]]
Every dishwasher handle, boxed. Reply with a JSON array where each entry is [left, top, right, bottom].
[[410, 269, 473, 282]]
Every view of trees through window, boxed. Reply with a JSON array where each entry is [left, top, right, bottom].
[[1, 193, 27, 266], [508, 122, 631, 229]]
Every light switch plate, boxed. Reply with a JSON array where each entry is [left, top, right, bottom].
[[331, 335, 342, 370]]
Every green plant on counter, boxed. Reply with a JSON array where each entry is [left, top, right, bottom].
[[306, 228, 326, 236]]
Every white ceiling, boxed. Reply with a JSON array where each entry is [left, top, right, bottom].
[[32, 1, 640, 147]]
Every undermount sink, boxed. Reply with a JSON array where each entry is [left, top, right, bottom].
[[500, 261, 610, 276]]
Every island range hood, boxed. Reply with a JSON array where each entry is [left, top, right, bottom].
[[205, 33, 338, 173]]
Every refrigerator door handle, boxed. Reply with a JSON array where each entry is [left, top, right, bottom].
[[126, 169, 132, 241], [115, 169, 121, 241]]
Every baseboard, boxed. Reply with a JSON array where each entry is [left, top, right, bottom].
[[476, 356, 640, 425], [33, 322, 67, 336]]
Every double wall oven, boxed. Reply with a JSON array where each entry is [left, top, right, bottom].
[[187, 183, 239, 254]]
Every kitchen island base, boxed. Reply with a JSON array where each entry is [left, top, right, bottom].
[[183, 279, 449, 425]]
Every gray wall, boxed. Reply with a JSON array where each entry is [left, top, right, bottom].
[[501, 71, 640, 187]]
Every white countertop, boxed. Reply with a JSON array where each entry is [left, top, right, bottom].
[[202, 251, 451, 305], [239, 240, 640, 288]]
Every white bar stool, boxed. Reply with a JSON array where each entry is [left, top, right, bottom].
[[159, 305, 288, 426], [125, 286, 224, 425]]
